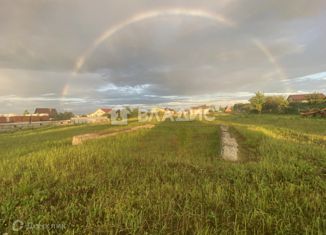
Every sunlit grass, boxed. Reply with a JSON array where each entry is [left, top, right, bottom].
[[0, 116, 325, 234]]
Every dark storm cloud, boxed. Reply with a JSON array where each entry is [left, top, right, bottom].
[[0, 0, 325, 113]]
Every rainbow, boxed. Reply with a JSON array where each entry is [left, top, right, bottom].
[[73, 8, 235, 74], [62, 8, 289, 97], [253, 39, 288, 81]]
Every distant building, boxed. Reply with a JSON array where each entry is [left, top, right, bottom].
[[225, 106, 233, 113], [71, 117, 109, 124], [287, 93, 325, 103], [88, 108, 112, 118], [164, 108, 176, 113], [0, 116, 7, 123], [233, 103, 251, 113], [150, 107, 166, 113], [0, 114, 16, 117], [34, 108, 58, 118], [191, 105, 210, 110], [0, 115, 49, 123], [190, 105, 214, 113]]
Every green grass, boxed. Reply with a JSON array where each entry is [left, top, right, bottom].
[[215, 113, 326, 135], [0, 120, 140, 162], [0, 115, 325, 234]]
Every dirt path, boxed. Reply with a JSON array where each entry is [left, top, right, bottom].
[[220, 125, 239, 161], [72, 124, 155, 145]]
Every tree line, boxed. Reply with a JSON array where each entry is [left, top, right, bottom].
[[234, 92, 325, 114]]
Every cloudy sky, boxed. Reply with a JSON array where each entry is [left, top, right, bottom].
[[1, 0, 325, 114]]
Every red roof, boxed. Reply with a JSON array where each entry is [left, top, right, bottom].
[[34, 108, 58, 117], [287, 93, 325, 102], [225, 106, 233, 113], [100, 108, 112, 113]]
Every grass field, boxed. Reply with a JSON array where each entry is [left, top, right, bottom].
[[0, 114, 325, 234]]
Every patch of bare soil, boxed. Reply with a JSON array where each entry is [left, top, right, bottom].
[[72, 124, 155, 145]]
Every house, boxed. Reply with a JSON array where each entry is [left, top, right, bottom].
[[88, 108, 112, 118], [0, 116, 7, 123], [287, 93, 325, 103], [191, 105, 210, 110], [0, 115, 49, 123], [225, 106, 233, 113], [0, 114, 15, 123], [190, 105, 214, 113], [164, 108, 174, 111], [164, 108, 176, 114], [34, 108, 58, 118]]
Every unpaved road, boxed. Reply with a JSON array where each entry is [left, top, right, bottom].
[[220, 125, 239, 161]]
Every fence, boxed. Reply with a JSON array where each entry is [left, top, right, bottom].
[[0, 115, 49, 124], [0, 121, 65, 132]]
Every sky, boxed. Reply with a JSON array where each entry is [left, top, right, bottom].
[[0, 0, 326, 114]]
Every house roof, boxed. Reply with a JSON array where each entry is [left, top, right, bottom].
[[287, 93, 325, 101], [34, 108, 57, 115], [99, 108, 112, 113], [225, 106, 233, 113]]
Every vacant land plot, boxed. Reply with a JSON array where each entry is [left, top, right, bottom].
[[0, 115, 325, 234]]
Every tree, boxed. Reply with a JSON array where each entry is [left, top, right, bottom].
[[307, 92, 325, 104], [54, 112, 75, 120], [218, 106, 225, 112], [127, 107, 138, 118], [249, 92, 265, 114], [263, 96, 288, 113], [23, 110, 30, 115], [233, 103, 251, 113]]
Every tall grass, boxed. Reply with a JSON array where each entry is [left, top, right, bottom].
[[0, 117, 325, 234]]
